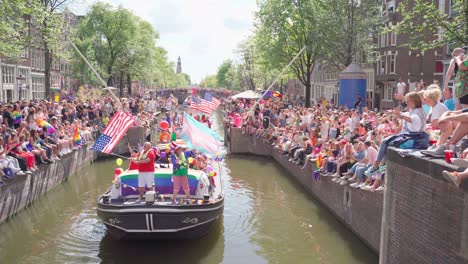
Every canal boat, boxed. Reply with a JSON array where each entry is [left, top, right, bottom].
[[97, 165, 224, 240]]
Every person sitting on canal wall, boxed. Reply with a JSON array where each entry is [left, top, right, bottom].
[[132, 142, 155, 202], [443, 147, 468, 187], [367, 92, 428, 176], [170, 142, 190, 203]]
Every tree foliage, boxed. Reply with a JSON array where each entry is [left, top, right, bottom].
[[321, 0, 381, 68], [392, 0, 468, 52], [0, 0, 32, 59], [216, 59, 240, 89], [201, 75, 218, 88], [255, 0, 326, 107], [72, 2, 186, 92], [33, 0, 71, 97]]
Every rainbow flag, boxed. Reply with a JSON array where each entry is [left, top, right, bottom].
[[272, 91, 283, 98], [12, 111, 22, 125], [37, 119, 55, 134], [73, 127, 82, 145]]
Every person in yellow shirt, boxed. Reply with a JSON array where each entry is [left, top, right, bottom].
[[102, 115, 110, 126]]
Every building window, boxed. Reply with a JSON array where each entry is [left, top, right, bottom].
[[435, 61, 444, 73], [50, 74, 60, 89], [380, 33, 386, 48], [384, 84, 393, 101], [32, 75, 45, 99], [389, 54, 396, 74], [2, 66, 15, 84], [390, 32, 396, 46], [387, 0, 395, 13], [378, 56, 386, 75], [20, 47, 28, 58], [449, 0, 460, 18]]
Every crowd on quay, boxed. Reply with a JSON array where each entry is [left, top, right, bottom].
[[0, 95, 160, 188], [225, 48, 468, 189]]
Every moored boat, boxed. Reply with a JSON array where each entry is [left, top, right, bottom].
[[97, 166, 224, 240]]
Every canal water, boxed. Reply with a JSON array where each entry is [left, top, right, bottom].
[[0, 112, 378, 264]]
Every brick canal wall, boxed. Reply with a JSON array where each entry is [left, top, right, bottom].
[[227, 126, 468, 263], [227, 127, 383, 254], [381, 149, 468, 264], [0, 144, 96, 224]]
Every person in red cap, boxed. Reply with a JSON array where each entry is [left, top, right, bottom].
[[170, 141, 190, 203], [132, 142, 155, 202]]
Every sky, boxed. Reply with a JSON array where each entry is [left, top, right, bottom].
[[71, 0, 257, 84]]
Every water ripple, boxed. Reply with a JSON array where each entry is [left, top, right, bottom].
[[56, 209, 105, 263]]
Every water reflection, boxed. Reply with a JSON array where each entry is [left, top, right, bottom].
[[97, 217, 224, 264], [226, 155, 378, 264], [0, 111, 377, 264]]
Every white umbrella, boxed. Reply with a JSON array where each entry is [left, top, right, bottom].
[[231, 90, 261, 100]]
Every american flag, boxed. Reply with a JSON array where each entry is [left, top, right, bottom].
[[190, 93, 221, 114], [91, 111, 135, 154], [190, 96, 209, 113]]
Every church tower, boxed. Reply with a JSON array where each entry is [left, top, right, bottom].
[[176, 56, 182, 74]]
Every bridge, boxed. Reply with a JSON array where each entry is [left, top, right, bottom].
[[152, 88, 236, 103]]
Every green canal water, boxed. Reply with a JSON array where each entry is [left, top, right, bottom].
[[0, 113, 378, 264]]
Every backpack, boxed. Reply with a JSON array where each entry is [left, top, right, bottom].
[[387, 132, 429, 150]]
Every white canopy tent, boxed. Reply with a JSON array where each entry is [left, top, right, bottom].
[[231, 90, 262, 100]]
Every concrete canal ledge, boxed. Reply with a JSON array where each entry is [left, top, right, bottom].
[[0, 125, 154, 225], [227, 127, 468, 263]]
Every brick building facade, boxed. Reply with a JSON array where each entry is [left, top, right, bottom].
[[0, 11, 81, 103]]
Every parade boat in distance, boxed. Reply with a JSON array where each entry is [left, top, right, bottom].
[[97, 165, 224, 240]]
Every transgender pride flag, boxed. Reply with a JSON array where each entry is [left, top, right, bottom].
[[181, 113, 221, 156]]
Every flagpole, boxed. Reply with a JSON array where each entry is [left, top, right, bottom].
[[95, 151, 131, 160], [67, 37, 122, 110], [216, 160, 224, 196], [256, 45, 306, 104]]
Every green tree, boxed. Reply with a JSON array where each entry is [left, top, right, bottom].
[[255, 0, 325, 107], [203, 75, 218, 88], [216, 59, 234, 88], [74, 2, 137, 87], [0, 0, 31, 59], [114, 18, 160, 95], [182, 73, 191, 85], [237, 36, 257, 90], [321, 0, 381, 68], [33, 0, 71, 97], [391, 0, 467, 52]]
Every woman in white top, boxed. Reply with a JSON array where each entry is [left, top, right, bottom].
[[421, 86, 454, 156], [367, 92, 427, 174]]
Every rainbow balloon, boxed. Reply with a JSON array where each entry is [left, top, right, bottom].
[[12, 111, 22, 125], [37, 119, 55, 134], [73, 127, 82, 145]]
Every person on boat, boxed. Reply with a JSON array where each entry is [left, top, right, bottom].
[[159, 129, 171, 143], [132, 142, 155, 202], [170, 142, 190, 203], [127, 143, 139, 170]]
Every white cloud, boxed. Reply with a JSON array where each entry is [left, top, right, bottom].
[[74, 0, 257, 84]]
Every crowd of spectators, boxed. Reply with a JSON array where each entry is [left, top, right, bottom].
[[225, 47, 468, 190], [0, 95, 159, 188]]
